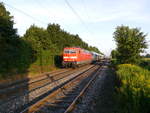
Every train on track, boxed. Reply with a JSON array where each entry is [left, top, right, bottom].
[[62, 47, 103, 68]]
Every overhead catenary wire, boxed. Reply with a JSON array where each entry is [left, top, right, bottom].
[[35, 0, 93, 35], [64, 0, 94, 36], [64, 0, 100, 49], [3, 2, 47, 25], [64, 0, 85, 25], [82, 0, 90, 19], [4, 1, 90, 34], [30, 0, 89, 38]]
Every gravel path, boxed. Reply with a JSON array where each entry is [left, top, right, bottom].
[[72, 65, 116, 113]]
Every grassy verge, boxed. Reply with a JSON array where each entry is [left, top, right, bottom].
[[115, 64, 150, 113]]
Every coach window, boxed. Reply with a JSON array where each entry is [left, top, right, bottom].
[[70, 50, 76, 53], [64, 50, 69, 53]]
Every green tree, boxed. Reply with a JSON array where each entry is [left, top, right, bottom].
[[23, 25, 54, 51], [47, 23, 102, 54], [113, 25, 147, 64], [23, 25, 58, 72], [0, 3, 34, 75], [47, 23, 63, 52], [111, 49, 118, 59], [0, 3, 19, 73]]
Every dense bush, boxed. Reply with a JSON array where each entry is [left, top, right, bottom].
[[139, 58, 150, 71], [116, 64, 150, 113]]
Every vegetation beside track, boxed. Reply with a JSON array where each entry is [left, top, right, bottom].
[[115, 64, 150, 113], [110, 59, 150, 113], [110, 25, 150, 113]]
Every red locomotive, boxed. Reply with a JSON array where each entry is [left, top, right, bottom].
[[62, 47, 101, 68]]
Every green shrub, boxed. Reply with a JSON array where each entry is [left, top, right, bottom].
[[139, 58, 150, 71], [116, 64, 150, 113], [110, 59, 118, 67]]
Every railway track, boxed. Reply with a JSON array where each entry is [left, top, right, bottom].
[[0, 64, 97, 113], [0, 68, 72, 91], [19, 63, 102, 113], [0, 68, 73, 104], [0, 68, 69, 89]]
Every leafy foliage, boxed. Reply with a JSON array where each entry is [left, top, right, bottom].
[[47, 23, 102, 54], [111, 49, 118, 59], [0, 3, 34, 76], [23, 25, 56, 53], [116, 64, 150, 113], [113, 25, 147, 64]]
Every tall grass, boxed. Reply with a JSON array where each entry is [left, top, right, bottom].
[[116, 64, 150, 113]]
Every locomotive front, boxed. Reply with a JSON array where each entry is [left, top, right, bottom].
[[62, 47, 78, 68]]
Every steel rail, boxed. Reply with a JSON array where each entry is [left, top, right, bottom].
[[64, 66, 101, 113], [19, 65, 96, 113], [0, 68, 72, 92], [0, 66, 90, 109], [0, 69, 74, 106]]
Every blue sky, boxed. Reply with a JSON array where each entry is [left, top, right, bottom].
[[2, 0, 150, 56]]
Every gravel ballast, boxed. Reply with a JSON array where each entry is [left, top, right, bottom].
[[72, 65, 116, 113]]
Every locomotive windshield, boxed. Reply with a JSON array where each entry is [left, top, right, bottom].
[[64, 49, 76, 53]]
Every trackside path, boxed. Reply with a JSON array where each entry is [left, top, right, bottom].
[[72, 64, 117, 113]]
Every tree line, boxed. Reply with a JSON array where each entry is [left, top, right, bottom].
[[0, 3, 102, 77]]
